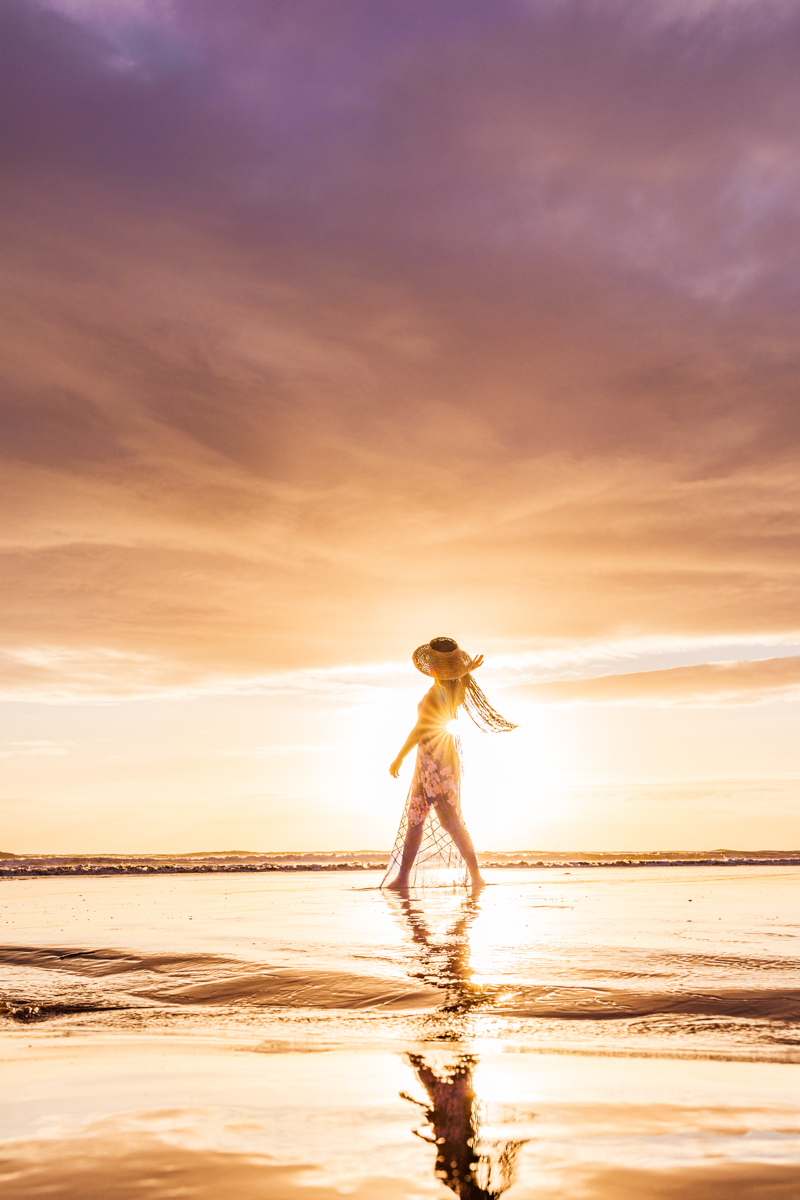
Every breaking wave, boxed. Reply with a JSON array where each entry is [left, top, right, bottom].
[[2, 849, 799, 877]]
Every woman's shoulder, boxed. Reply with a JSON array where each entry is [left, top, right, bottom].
[[417, 686, 441, 713]]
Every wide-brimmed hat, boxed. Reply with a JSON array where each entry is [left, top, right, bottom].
[[412, 636, 473, 680]]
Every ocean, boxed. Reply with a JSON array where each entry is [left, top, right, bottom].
[[1, 862, 799, 1198], [3, 848, 800, 876]]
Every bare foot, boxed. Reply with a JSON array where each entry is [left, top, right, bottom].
[[384, 877, 411, 891], [470, 876, 486, 892]]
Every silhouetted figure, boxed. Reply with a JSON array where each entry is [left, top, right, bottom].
[[404, 1053, 524, 1200], [388, 890, 527, 1200], [384, 636, 516, 890]]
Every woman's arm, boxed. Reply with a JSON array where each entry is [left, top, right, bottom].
[[389, 721, 425, 777], [389, 693, 439, 777]]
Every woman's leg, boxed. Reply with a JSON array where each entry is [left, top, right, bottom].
[[436, 804, 485, 888], [385, 817, 425, 889]]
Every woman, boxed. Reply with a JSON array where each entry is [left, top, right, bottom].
[[383, 636, 517, 891]]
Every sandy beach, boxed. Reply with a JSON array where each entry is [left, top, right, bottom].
[[1, 866, 799, 1198]]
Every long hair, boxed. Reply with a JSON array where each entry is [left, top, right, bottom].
[[439, 675, 517, 733], [462, 674, 517, 732]]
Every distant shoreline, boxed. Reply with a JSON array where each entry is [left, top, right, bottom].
[[2, 849, 799, 877]]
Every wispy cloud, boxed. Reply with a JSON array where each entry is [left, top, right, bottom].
[[2, 0, 800, 696], [519, 655, 800, 706], [0, 740, 72, 756]]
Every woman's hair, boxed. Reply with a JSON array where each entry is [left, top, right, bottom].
[[438, 675, 517, 733], [462, 674, 518, 732]]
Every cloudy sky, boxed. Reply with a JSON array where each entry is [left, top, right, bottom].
[[2, 0, 800, 852]]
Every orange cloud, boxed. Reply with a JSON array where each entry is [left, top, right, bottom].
[[519, 655, 800, 706], [2, 0, 800, 695]]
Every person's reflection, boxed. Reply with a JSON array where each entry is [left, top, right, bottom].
[[387, 892, 526, 1200], [403, 1053, 523, 1200], [391, 890, 486, 1014]]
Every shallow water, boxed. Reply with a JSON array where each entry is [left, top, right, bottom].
[[1, 868, 799, 1197]]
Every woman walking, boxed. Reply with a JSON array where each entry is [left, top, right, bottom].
[[383, 637, 517, 891]]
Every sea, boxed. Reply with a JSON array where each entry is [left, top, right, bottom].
[[1, 856, 799, 1198], [3, 847, 800, 876]]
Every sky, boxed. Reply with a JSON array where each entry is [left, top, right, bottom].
[[2, 0, 800, 853]]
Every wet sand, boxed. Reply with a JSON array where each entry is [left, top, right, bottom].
[[1, 867, 799, 1197]]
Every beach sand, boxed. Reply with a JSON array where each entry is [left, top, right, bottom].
[[1, 867, 799, 1198]]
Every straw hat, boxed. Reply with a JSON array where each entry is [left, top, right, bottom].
[[412, 636, 473, 680]]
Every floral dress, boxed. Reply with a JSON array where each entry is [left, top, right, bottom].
[[381, 694, 469, 888], [407, 729, 461, 827]]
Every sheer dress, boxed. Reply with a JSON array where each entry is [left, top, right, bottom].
[[381, 691, 470, 888]]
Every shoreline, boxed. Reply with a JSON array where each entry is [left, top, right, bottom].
[[3, 854, 800, 877]]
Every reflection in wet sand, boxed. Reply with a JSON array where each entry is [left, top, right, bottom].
[[404, 1053, 524, 1200], [389, 892, 526, 1200]]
